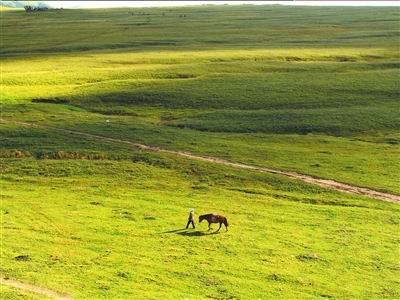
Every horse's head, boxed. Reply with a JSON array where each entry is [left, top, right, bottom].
[[199, 215, 204, 223]]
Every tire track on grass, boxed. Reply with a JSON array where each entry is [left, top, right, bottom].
[[0, 277, 74, 300], [2, 119, 399, 203]]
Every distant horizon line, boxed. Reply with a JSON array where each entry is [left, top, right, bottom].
[[40, 1, 400, 9], [2, 1, 399, 9]]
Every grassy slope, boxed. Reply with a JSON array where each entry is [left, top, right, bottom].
[[1, 5, 400, 299], [1, 6, 399, 194], [1, 134, 399, 299]]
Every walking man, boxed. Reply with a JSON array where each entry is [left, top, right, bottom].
[[186, 208, 195, 229]]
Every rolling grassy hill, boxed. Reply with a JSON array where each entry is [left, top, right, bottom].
[[1, 5, 399, 299]]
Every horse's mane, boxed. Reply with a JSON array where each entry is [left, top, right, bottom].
[[200, 213, 215, 217]]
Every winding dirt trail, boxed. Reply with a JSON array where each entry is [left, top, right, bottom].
[[2, 119, 399, 203], [0, 277, 74, 299]]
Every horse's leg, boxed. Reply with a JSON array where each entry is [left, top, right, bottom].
[[208, 222, 212, 231], [217, 223, 222, 232]]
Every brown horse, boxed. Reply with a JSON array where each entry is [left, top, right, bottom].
[[199, 214, 228, 232]]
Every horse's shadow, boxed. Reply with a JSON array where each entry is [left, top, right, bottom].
[[177, 230, 220, 237], [159, 228, 220, 237]]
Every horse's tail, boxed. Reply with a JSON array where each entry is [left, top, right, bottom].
[[224, 217, 229, 227]]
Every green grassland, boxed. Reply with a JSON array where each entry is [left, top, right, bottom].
[[1, 4, 400, 299], [1, 130, 399, 299]]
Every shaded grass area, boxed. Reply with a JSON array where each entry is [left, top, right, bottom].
[[2, 48, 399, 138], [75, 69, 399, 110], [172, 105, 400, 135]]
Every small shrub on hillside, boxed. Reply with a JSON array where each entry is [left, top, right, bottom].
[[131, 155, 171, 168], [92, 108, 138, 116], [31, 98, 69, 104], [0, 149, 32, 158], [35, 151, 110, 160], [333, 55, 357, 62], [296, 253, 321, 261], [15, 255, 30, 261]]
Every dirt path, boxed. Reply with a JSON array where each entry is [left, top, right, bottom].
[[2, 119, 399, 203], [0, 277, 74, 300]]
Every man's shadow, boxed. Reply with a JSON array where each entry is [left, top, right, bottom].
[[159, 228, 187, 234]]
